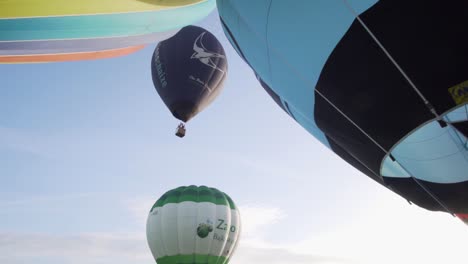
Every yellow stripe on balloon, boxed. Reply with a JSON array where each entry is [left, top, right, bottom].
[[0, 0, 206, 18]]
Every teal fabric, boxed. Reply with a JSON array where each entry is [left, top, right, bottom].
[[0, 0, 215, 41]]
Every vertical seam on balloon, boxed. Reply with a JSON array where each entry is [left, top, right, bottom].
[[157, 206, 166, 260], [265, 0, 274, 86], [227, 209, 240, 263], [206, 189, 215, 264], [224, 208, 239, 264], [211, 196, 219, 263], [175, 189, 182, 262], [444, 116, 468, 159], [194, 188, 200, 261], [465, 105, 468, 148], [214, 204, 223, 264], [464, 104, 468, 121], [445, 116, 468, 165], [217, 193, 231, 264], [219, 18, 245, 62], [341, 0, 443, 123], [236, 0, 241, 64], [160, 196, 170, 258]]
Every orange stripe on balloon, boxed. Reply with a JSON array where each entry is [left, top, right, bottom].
[[0, 45, 145, 63]]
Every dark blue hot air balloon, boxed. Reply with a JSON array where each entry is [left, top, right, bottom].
[[151, 25, 227, 137]]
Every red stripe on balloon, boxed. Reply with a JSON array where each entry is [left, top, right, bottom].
[[456, 213, 468, 219]]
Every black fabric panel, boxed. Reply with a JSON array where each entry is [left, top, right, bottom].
[[315, 17, 432, 152], [314, 0, 468, 214], [452, 121, 468, 138], [151, 26, 227, 122], [359, 0, 468, 112], [384, 177, 468, 214], [326, 135, 383, 184], [315, 93, 387, 176]]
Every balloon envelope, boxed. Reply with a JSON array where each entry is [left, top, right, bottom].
[[0, 0, 216, 63], [146, 185, 241, 264], [151, 25, 227, 122], [218, 0, 468, 224]]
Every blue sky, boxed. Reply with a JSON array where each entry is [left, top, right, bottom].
[[1, 11, 467, 264]]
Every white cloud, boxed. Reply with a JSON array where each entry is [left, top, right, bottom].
[[229, 201, 468, 264], [228, 204, 352, 264], [232, 245, 352, 264], [123, 196, 158, 227], [285, 196, 468, 264], [238, 205, 286, 238], [3, 195, 466, 264], [0, 230, 351, 264]]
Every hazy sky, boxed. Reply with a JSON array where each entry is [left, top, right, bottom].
[[1, 11, 467, 264]]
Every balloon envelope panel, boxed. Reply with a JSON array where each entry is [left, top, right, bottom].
[[0, 0, 216, 63], [151, 25, 227, 122], [147, 186, 241, 264], [218, 0, 468, 222]]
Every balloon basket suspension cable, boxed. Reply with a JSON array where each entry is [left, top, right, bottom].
[[175, 122, 186, 138]]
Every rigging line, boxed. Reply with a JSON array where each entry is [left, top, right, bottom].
[[265, 0, 274, 86], [314, 88, 388, 156], [465, 105, 468, 146], [396, 161, 455, 216], [341, 0, 443, 122], [444, 115, 468, 150], [342, 0, 456, 215], [465, 104, 468, 120], [444, 115, 468, 164]]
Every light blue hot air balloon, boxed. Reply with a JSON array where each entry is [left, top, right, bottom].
[[217, 0, 468, 224]]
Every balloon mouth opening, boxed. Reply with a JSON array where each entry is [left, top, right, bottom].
[[173, 112, 189, 122], [171, 102, 198, 122]]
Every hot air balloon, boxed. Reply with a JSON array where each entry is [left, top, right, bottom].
[[217, 0, 468, 224], [146, 185, 241, 264], [151, 25, 227, 137], [0, 0, 216, 63]]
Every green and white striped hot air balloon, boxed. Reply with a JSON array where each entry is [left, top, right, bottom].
[[146, 186, 241, 264]]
